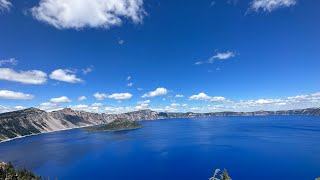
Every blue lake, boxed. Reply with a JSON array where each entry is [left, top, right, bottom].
[[0, 116, 320, 180]]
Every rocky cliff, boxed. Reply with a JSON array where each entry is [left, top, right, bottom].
[[0, 107, 319, 142]]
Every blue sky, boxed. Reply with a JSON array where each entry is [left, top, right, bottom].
[[0, 0, 320, 113]]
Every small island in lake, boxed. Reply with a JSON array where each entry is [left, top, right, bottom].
[[85, 118, 143, 133]]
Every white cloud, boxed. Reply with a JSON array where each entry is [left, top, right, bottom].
[[82, 67, 93, 75], [171, 103, 180, 107], [213, 52, 236, 60], [72, 104, 89, 109], [50, 96, 72, 103], [175, 94, 184, 98], [210, 96, 227, 102], [137, 100, 151, 105], [152, 106, 177, 112], [15, 106, 25, 110], [49, 69, 83, 83], [92, 103, 103, 107], [118, 39, 125, 45], [142, 87, 168, 98], [0, 58, 17, 66], [127, 76, 132, 81], [104, 106, 136, 114], [0, 0, 11, 11], [108, 93, 133, 100], [38, 102, 61, 111], [78, 96, 87, 101], [0, 68, 47, 84], [250, 0, 296, 12], [189, 92, 212, 101], [135, 99, 150, 109], [93, 93, 107, 100], [67, 103, 104, 113], [195, 51, 236, 65], [31, 0, 145, 29], [287, 92, 320, 102], [189, 92, 228, 102], [193, 92, 320, 112], [0, 90, 34, 100], [0, 105, 27, 113], [127, 82, 134, 87], [93, 92, 132, 100]]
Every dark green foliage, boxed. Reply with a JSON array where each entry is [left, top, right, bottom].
[[85, 118, 143, 133], [0, 162, 41, 180], [220, 169, 232, 180], [209, 168, 232, 180]]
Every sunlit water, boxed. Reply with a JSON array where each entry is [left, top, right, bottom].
[[0, 116, 320, 180]]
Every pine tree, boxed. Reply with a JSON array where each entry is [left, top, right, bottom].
[[220, 169, 232, 180]]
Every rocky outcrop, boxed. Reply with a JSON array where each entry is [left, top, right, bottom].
[[0, 107, 319, 142]]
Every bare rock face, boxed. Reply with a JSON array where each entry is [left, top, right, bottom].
[[0, 107, 320, 142]]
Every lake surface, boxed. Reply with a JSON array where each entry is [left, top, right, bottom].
[[0, 116, 320, 180]]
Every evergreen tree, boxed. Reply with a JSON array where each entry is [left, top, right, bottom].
[[220, 169, 232, 180], [209, 168, 232, 180], [0, 162, 41, 180]]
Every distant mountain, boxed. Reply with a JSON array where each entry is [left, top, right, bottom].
[[0, 107, 319, 142]]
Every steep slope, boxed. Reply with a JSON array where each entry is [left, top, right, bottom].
[[0, 107, 319, 142]]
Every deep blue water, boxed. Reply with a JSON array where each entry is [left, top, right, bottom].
[[0, 116, 320, 180]]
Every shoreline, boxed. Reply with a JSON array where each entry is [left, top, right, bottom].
[[0, 124, 105, 144], [0, 114, 319, 144], [85, 126, 143, 133]]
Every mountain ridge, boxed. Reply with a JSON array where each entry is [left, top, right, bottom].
[[0, 107, 320, 142]]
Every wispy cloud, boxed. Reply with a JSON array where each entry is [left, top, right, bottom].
[[0, 58, 17, 66], [210, 1, 216, 7], [78, 96, 87, 101], [175, 94, 184, 98], [0, 0, 11, 11], [93, 93, 107, 100], [136, 100, 150, 109], [118, 39, 125, 45], [227, 0, 239, 6], [81, 66, 93, 75], [31, 0, 145, 29], [91, 103, 103, 107], [108, 93, 133, 100], [195, 51, 236, 65], [170, 103, 180, 107], [93, 92, 133, 100], [250, 0, 296, 12], [0, 90, 34, 100], [0, 68, 47, 84], [38, 102, 61, 111], [0, 105, 27, 113], [188, 92, 320, 113], [189, 92, 228, 102]]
